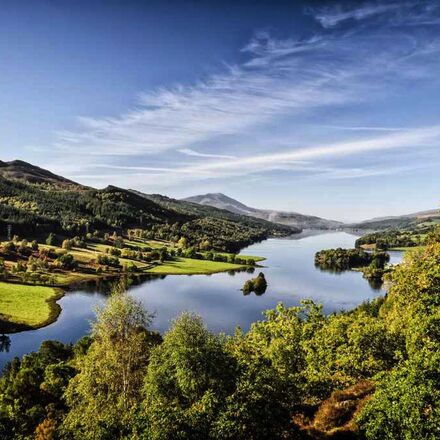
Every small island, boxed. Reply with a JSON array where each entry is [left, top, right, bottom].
[[314, 248, 390, 284], [242, 272, 268, 295]]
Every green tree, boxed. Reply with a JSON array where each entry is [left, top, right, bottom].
[[55, 253, 77, 270], [63, 283, 155, 439], [358, 235, 440, 439], [177, 236, 188, 248], [46, 233, 56, 246], [142, 313, 236, 440], [219, 303, 308, 439], [0, 341, 74, 439], [302, 310, 400, 396]]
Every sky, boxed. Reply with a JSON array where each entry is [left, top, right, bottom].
[[1, 0, 440, 221]]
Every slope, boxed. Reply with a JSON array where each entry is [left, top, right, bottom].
[[183, 193, 343, 230]]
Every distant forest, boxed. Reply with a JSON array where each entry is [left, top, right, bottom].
[[0, 174, 295, 252]]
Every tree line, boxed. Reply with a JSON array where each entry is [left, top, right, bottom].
[[0, 176, 293, 253], [1, 226, 439, 439]]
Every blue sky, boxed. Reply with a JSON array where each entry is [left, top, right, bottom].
[[1, 0, 440, 221]]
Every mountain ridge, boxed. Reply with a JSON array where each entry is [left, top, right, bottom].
[[0, 160, 83, 188], [183, 193, 343, 230], [183, 192, 439, 231], [0, 160, 297, 252], [1, 160, 437, 235]]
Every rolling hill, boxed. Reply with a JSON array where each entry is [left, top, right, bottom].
[[183, 193, 343, 230], [0, 161, 297, 252], [0, 160, 83, 188], [346, 208, 440, 231]]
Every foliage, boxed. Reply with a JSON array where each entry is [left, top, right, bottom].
[[0, 340, 76, 439], [142, 313, 236, 440], [0, 175, 293, 252], [0, 226, 439, 439], [302, 308, 401, 396], [45, 233, 56, 246], [241, 272, 267, 295], [355, 225, 436, 250], [63, 283, 157, 439], [54, 253, 77, 270], [357, 232, 440, 439], [315, 248, 389, 271]]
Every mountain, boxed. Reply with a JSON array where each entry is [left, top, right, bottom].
[[346, 208, 440, 231], [131, 191, 298, 234], [0, 161, 297, 252], [183, 193, 343, 230], [0, 160, 83, 188]]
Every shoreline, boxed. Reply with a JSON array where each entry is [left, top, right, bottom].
[[0, 255, 265, 334], [0, 286, 64, 334]]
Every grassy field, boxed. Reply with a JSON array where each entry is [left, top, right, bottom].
[[0, 281, 62, 330], [147, 257, 247, 275], [215, 252, 265, 263], [389, 245, 426, 251], [0, 237, 265, 330]]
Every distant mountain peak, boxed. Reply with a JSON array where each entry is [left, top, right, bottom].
[[183, 193, 343, 230]]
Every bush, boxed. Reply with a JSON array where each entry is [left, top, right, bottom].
[[46, 233, 56, 246], [56, 253, 77, 270]]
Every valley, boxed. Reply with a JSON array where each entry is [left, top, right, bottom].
[[0, 159, 437, 440]]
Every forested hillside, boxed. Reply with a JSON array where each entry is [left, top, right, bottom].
[[133, 192, 298, 235], [0, 160, 82, 188], [0, 162, 296, 252], [1, 226, 439, 439], [347, 210, 440, 231]]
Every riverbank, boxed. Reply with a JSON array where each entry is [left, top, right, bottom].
[[0, 232, 402, 369], [0, 282, 63, 333], [0, 237, 265, 332], [147, 256, 262, 275]]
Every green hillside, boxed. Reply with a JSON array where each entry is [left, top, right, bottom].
[[0, 161, 296, 252]]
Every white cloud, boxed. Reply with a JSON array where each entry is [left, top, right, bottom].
[[178, 148, 236, 159], [63, 125, 440, 189], [46, 0, 440, 191], [318, 125, 405, 132], [311, 3, 406, 28]]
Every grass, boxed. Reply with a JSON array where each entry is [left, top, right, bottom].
[[312, 380, 374, 434], [3, 239, 264, 280], [0, 281, 62, 331], [147, 257, 246, 275], [225, 252, 265, 263], [0, 237, 265, 329], [389, 245, 426, 251], [124, 238, 166, 249]]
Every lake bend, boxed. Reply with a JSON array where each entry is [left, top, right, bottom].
[[0, 231, 403, 369]]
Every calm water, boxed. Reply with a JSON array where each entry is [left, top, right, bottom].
[[0, 232, 402, 369]]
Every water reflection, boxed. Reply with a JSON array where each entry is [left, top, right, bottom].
[[0, 335, 10, 353], [314, 264, 383, 291], [0, 232, 403, 370]]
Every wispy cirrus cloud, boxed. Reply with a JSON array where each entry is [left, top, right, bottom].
[[46, 0, 440, 193], [318, 125, 405, 132], [311, 2, 406, 28], [60, 124, 440, 189], [178, 148, 236, 159], [311, 1, 440, 29]]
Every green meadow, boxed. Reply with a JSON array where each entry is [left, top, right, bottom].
[[0, 281, 61, 329]]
